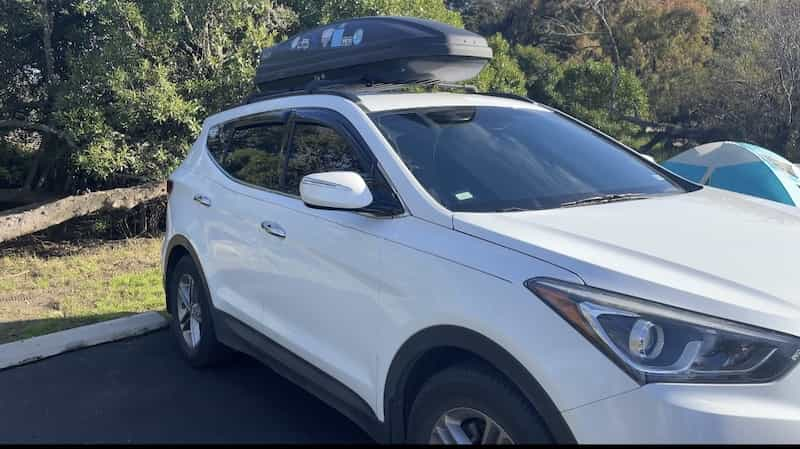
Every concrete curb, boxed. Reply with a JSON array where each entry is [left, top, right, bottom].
[[0, 311, 168, 371]]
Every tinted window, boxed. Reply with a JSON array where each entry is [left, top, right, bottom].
[[207, 125, 225, 161], [209, 122, 285, 190], [373, 106, 685, 212], [284, 123, 368, 195]]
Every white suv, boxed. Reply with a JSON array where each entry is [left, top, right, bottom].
[[162, 90, 800, 444]]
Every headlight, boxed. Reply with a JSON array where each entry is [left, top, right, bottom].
[[526, 278, 800, 384]]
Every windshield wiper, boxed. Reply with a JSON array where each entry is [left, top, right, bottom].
[[494, 207, 528, 213], [559, 193, 649, 208]]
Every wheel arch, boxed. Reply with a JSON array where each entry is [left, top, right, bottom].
[[163, 234, 207, 314], [383, 325, 576, 444]]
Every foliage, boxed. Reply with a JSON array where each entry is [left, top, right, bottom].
[[455, 0, 717, 155], [286, 0, 462, 30], [472, 34, 526, 95], [513, 44, 563, 105], [0, 136, 35, 188], [3, 0, 800, 205], [0, 0, 296, 193], [555, 59, 650, 146], [59, 0, 296, 186], [511, 44, 649, 147], [610, 0, 713, 121]]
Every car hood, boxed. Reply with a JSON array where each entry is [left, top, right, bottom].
[[454, 187, 800, 336]]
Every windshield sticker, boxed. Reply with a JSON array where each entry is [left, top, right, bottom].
[[455, 191, 474, 201]]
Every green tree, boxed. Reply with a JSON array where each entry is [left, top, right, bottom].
[[555, 60, 650, 147], [0, 0, 94, 200], [472, 34, 526, 95], [513, 45, 563, 105], [458, 0, 586, 57], [458, 0, 712, 119], [697, 0, 800, 160], [0, 0, 296, 197], [610, 0, 713, 121], [286, 0, 462, 30]]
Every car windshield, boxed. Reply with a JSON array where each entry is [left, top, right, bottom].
[[371, 106, 686, 212]]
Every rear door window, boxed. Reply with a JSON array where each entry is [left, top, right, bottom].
[[207, 117, 287, 192]]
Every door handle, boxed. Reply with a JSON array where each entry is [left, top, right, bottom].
[[261, 221, 286, 239], [193, 194, 211, 207]]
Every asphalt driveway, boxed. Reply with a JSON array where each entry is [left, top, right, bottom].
[[0, 329, 371, 443]]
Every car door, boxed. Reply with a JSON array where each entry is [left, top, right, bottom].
[[253, 108, 405, 405], [201, 112, 290, 334]]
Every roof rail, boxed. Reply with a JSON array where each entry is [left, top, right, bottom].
[[243, 80, 485, 106], [478, 92, 537, 104], [244, 86, 363, 105], [425, 83, 479, 94], [244, 81, 544, 110]]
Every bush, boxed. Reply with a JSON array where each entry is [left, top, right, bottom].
[[553, 59, 650, 147]]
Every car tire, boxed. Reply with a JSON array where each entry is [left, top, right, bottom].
[[167, 255, 230, 367], [407, 360, 552, 444]]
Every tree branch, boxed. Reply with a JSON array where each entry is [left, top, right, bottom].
[[0, 182, 166, 243], [622, 115, 724, 140], [590, 0, 622, 112], [0, 120, 77, 150], [639, 132, 668, 153], [39, 0, 56, 89]]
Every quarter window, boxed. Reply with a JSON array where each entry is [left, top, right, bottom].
[[211, 121, 286, 191]]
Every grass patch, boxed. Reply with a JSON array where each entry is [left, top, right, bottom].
[[0, 237, 165, 344]]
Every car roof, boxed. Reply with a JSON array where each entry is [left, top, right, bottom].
[[203, 91, 550, 128], [356, 92, 549, 113]]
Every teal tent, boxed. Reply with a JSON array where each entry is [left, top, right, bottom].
[[663, 141, 800, 206]]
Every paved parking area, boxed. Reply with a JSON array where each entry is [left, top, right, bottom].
[[0, 330, 371, 443]]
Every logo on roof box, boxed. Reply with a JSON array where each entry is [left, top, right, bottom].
[[331, 29, 345, 47], [321, 28, 334, 47], [291, 37, 311, 50]]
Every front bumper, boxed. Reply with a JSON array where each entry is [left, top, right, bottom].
[[563, 366, 800, 443]]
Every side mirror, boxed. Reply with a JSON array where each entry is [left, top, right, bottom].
[[300, 171, 374, 210]]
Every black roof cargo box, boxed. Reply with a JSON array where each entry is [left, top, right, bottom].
[[255, 16, 493, 93]]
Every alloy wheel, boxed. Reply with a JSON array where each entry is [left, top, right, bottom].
[[176, 273, 202, 348], [429, 407, 514, 445]]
